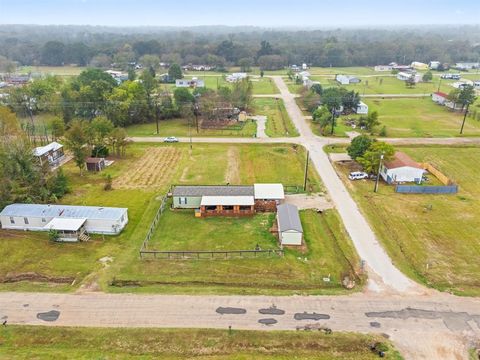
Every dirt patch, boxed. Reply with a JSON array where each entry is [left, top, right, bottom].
[[1, 272, 74, 284], [225, 146, 240, 184], [113, 147, 181, 189]]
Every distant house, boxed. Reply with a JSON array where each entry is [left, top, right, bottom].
[[182, 64, 215, 71], [396, 72, 421, 83], [276, 204, 303, 246], [0, 204, 129, 241], [454, 62, 480, 71], [391, 64, 412, 72], [172, 184, 284, 216], [380, 152, 426, 184], [428, 61, 441, 70], [374, 65, 393, 72], [473, 81, 480, 90], [85, 157, 106, 172], [336, 75, 361, 85], [411, 61, 428, 70], [33, 142, 65, 168], [175, 78, 205, 88], [105, 70, 128, 84], [6, 74, 30, 85], [226, 73, 248, 83], [432, 91, 449, 105], [356, 101, 369, 115]]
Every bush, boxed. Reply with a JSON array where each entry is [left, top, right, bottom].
[[104, 174, 113, 191], [91, 145, 109, 158], [48, 229, 60, 242], [379, 126, 387, 137]]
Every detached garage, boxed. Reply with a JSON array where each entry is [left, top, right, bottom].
[[277, 204, 303, 246]]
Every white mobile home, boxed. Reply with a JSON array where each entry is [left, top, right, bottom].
[[380, 152, 425, 184], [175, 78, 205, 88], [336, 75, 361, 85], [276, 204, 303, 246], [396, 72, 421, 83], [33, 142, 65, 168], [356, 101, 369, 115], [374, 65, 393, 72], [0, 204, 128, 240], [226, 73, 248, 82]]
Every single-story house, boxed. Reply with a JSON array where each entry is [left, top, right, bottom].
[[374, 65, 393, 72], [428, 61, 441, 70], [396, 72, 421, 83], [86, 157, 106, 172], [33, 141, 65, 168], [276, 204, 303, 246], [432, 91, 448, 105], [226, 73, 248, 83], [356, 101, 369, 115], [380, 152, 426, 184], [0, 203, 128, 240], [175, 78, 205, 88], [454, 62, 480, 71], [254, 183, 285, 211], [336, 75, 361, 85], [411, 61, 428, 70], [172, 184, 284, 216]]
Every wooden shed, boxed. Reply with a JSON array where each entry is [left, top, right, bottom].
[[86, 157, 106, 172]]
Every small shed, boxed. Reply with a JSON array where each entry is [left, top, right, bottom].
[[380, 152, 426, 184], [33, 142, 65, 167], [86, 157, 106, 172], [432, 91, 448, 105], [277, 204, 303, 246]]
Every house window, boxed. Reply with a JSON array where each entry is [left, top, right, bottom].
[[9, 217, 15, 224], [121, 215, 125, 222], [179, 197, 188, 205], [239, 205, 252, 211], [41, 218, 46, 223], [24, 217, 29, 225]]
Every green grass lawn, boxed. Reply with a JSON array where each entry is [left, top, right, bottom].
[[18, 65, 87, 76], [253, 98, 299, 137], [126, 118, 257, 137], [0, 326, 401, 359], [0, 143, 325, 293], [149, 210, 277, 251], [251, 77, 279, 94], [363, 98, 480, 137], [334, 146, 480, 296]]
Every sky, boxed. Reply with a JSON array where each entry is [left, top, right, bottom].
[[0, 0, 478, 27]]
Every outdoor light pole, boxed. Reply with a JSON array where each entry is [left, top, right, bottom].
[[460, 103, 469, 135], [374, 153, 384, 193]]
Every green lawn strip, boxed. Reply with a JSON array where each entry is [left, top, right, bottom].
[[251, 77, 279, 94], [334, 146, 480, 296], [0, 326, 401, 360], [253, 98, 299, 137], [126, 118, 257, 137]]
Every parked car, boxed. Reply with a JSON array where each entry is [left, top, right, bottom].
[[164, 136, 179, 143], [348, 171, 369, 180]]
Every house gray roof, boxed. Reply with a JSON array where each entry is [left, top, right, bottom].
[[0, 204, 127, 220], [277, 204, 303, 233], [172, 185, 254, 197]]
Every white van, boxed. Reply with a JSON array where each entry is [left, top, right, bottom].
[[348, 172, 369, 180]]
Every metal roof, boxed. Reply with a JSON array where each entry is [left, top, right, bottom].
[[173, 185, 254, 197], [200, 196, 254, 206], [33, 142, 63, 157], [0, 204, 127, 220], [44, 218, 86, 231], [277, 204, 303, 233], [384, 152, 424, 170], [254, 184, 284, 200]]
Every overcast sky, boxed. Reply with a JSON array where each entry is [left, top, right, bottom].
[[0, 0, 478, 27]]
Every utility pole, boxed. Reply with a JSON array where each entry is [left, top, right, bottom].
[[374, 153, 384, 193], [330, 107, 336, 135], [460, 103, 469, 135], [437, 77, 442, 92], [155, 100, 160, 135], [194, 94, 200, 134], [303, 150, 309, 191]]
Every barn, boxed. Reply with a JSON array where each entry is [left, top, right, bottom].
[[276, 204, 303, 246], [253, 183, 285, 211], [0, 204, 128, 241], [380, 152, 426, 184]]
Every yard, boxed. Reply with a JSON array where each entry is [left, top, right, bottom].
[[253, 98, 299, 137], [17, 65, 87, 76], [334, 146, 480, 296], [126, 118, 257, 137], [0, 326, 400, 359], [0, 143, 325, 293]]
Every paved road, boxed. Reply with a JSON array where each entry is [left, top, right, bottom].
[[1, 291, 479, 360]]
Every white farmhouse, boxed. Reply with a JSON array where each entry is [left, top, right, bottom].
[[356, 101, 369, 115], [0, 204, 128, 241], [276, 204, 303, 246], [432, 91, 449, 105], [380, 152, 425, 184], [226, 73, 248, 83]]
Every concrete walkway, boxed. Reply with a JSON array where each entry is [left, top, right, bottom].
[[249, 115, 268, 138]]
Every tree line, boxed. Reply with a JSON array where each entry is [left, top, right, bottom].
[[1, 25, 479, 71]]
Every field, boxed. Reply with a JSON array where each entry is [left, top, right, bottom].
[[183, 74, 278, 94], [0, 143, 327, 294], [126, 118, 257, 137], [334, 146, 480, 296], [17, 65, 87, 76], [250, 77, 279, 94], [253, 98, 299, 137], [0, 326, 401, 359]]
